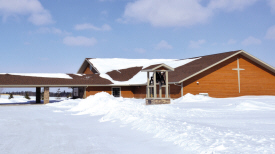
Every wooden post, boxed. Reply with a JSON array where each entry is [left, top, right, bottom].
[[159, 83, 162, 98], [147, 72, 150, 98], [83, 87, 86, 99], [153, 71, 156, 98], [165, 71, 168, 98], [181, 82, 183, 97], [36, 87, 41, 103], [43, 87, 49, 104]]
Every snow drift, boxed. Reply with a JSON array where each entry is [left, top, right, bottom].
[[49, 92, 275, 153]]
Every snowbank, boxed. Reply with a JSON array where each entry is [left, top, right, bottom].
[[49, 93, 275, 153], [173, 93, 211, 103], [0, 95, 68, 104], [0, 95, 35, 104]]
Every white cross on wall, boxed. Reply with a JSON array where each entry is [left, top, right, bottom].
[[232, 58, 245, 93]]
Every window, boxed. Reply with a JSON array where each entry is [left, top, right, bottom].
[[73, 88, 78, 96], [89, 65, 93, 71], [112, 87, 121, 97]]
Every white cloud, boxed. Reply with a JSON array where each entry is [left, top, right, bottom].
[[63, 36, 97, 46], [121, 0, 259, 27], [134, 48, 146, 53], [101, 10, 108, 16], [268, 0, 275, 12], [189, 39, 206, 48], [227, 39, 237, 45], [0, 0, 54, 25], [208, 0, 258, 11], [36, 27, 70, 35], [266, 25, 275, 40], [242, 36, 261, 46], [155, 40, 173, 50], [74, 23, 112, 31], [123, 0, 212, 27]]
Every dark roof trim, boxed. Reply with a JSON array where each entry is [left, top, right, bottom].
[[240, 51, 275, 74]]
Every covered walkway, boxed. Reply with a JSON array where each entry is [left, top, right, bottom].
[[0, 73, 111, 103]]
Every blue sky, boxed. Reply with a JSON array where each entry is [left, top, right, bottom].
[[0, 0, 275, 75]]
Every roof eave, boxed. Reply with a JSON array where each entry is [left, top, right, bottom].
[[239, 51, 275, 74], [141, 63, 175, 72], [76, 59, 89, 74]]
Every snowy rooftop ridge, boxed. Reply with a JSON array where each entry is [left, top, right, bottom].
[[89, 58, 200, 74], [0, 73, 73, 79], [89, 58, 200, 85]]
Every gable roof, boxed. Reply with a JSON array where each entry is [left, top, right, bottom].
[[169, 50, 241, 83], [77, 50, 275, 85], [172, 50, 275, 83], [2, 50, 273, 87], [79, 57, 199, 85]]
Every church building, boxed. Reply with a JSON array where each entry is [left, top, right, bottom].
[[77, 50, 275, 98], [0, 50, 275, 103]]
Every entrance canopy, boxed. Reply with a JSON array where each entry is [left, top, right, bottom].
[[0, 73, 112, 104], [0, 73, 112, 87]]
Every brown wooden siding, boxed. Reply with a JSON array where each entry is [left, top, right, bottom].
[[178, 55, 275, 98], [83, 65, 98, 74], [83, 66, 93, 74], [86, 55, 275, 98], [121, 86, 135, 98], [133, 86, 146, 98]]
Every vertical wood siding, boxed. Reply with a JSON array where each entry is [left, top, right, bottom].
[[85, 55, 275, 98], [180, 55, 275, 98]]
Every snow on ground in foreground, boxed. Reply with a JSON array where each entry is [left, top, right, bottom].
[[0, 95, 67, 104], [48, 92, 275, 153]]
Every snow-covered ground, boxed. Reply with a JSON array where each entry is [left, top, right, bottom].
[[1, 92, 275, 153], [0, 95, 67, 104]]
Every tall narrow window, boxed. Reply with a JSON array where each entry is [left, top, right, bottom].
[[89, 65, 93, 71], [73, 88, 78, 97], [112, 87, 120, 97]]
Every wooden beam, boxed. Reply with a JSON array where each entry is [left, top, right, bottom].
[[36, 87, 41, 103], [153, 71, 156, 98], [181, 82, 183, 97], [165, 71, 168, 98], [159, 83, 162, 98], [83, 87, 86, 99], [147, 72, 149, 98]]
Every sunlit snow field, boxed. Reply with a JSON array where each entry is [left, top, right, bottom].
[[1, 92, 275, 153]]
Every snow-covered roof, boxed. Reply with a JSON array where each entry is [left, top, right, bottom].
[[87, 58, 199, 85], [0, 73, 73, 79]]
